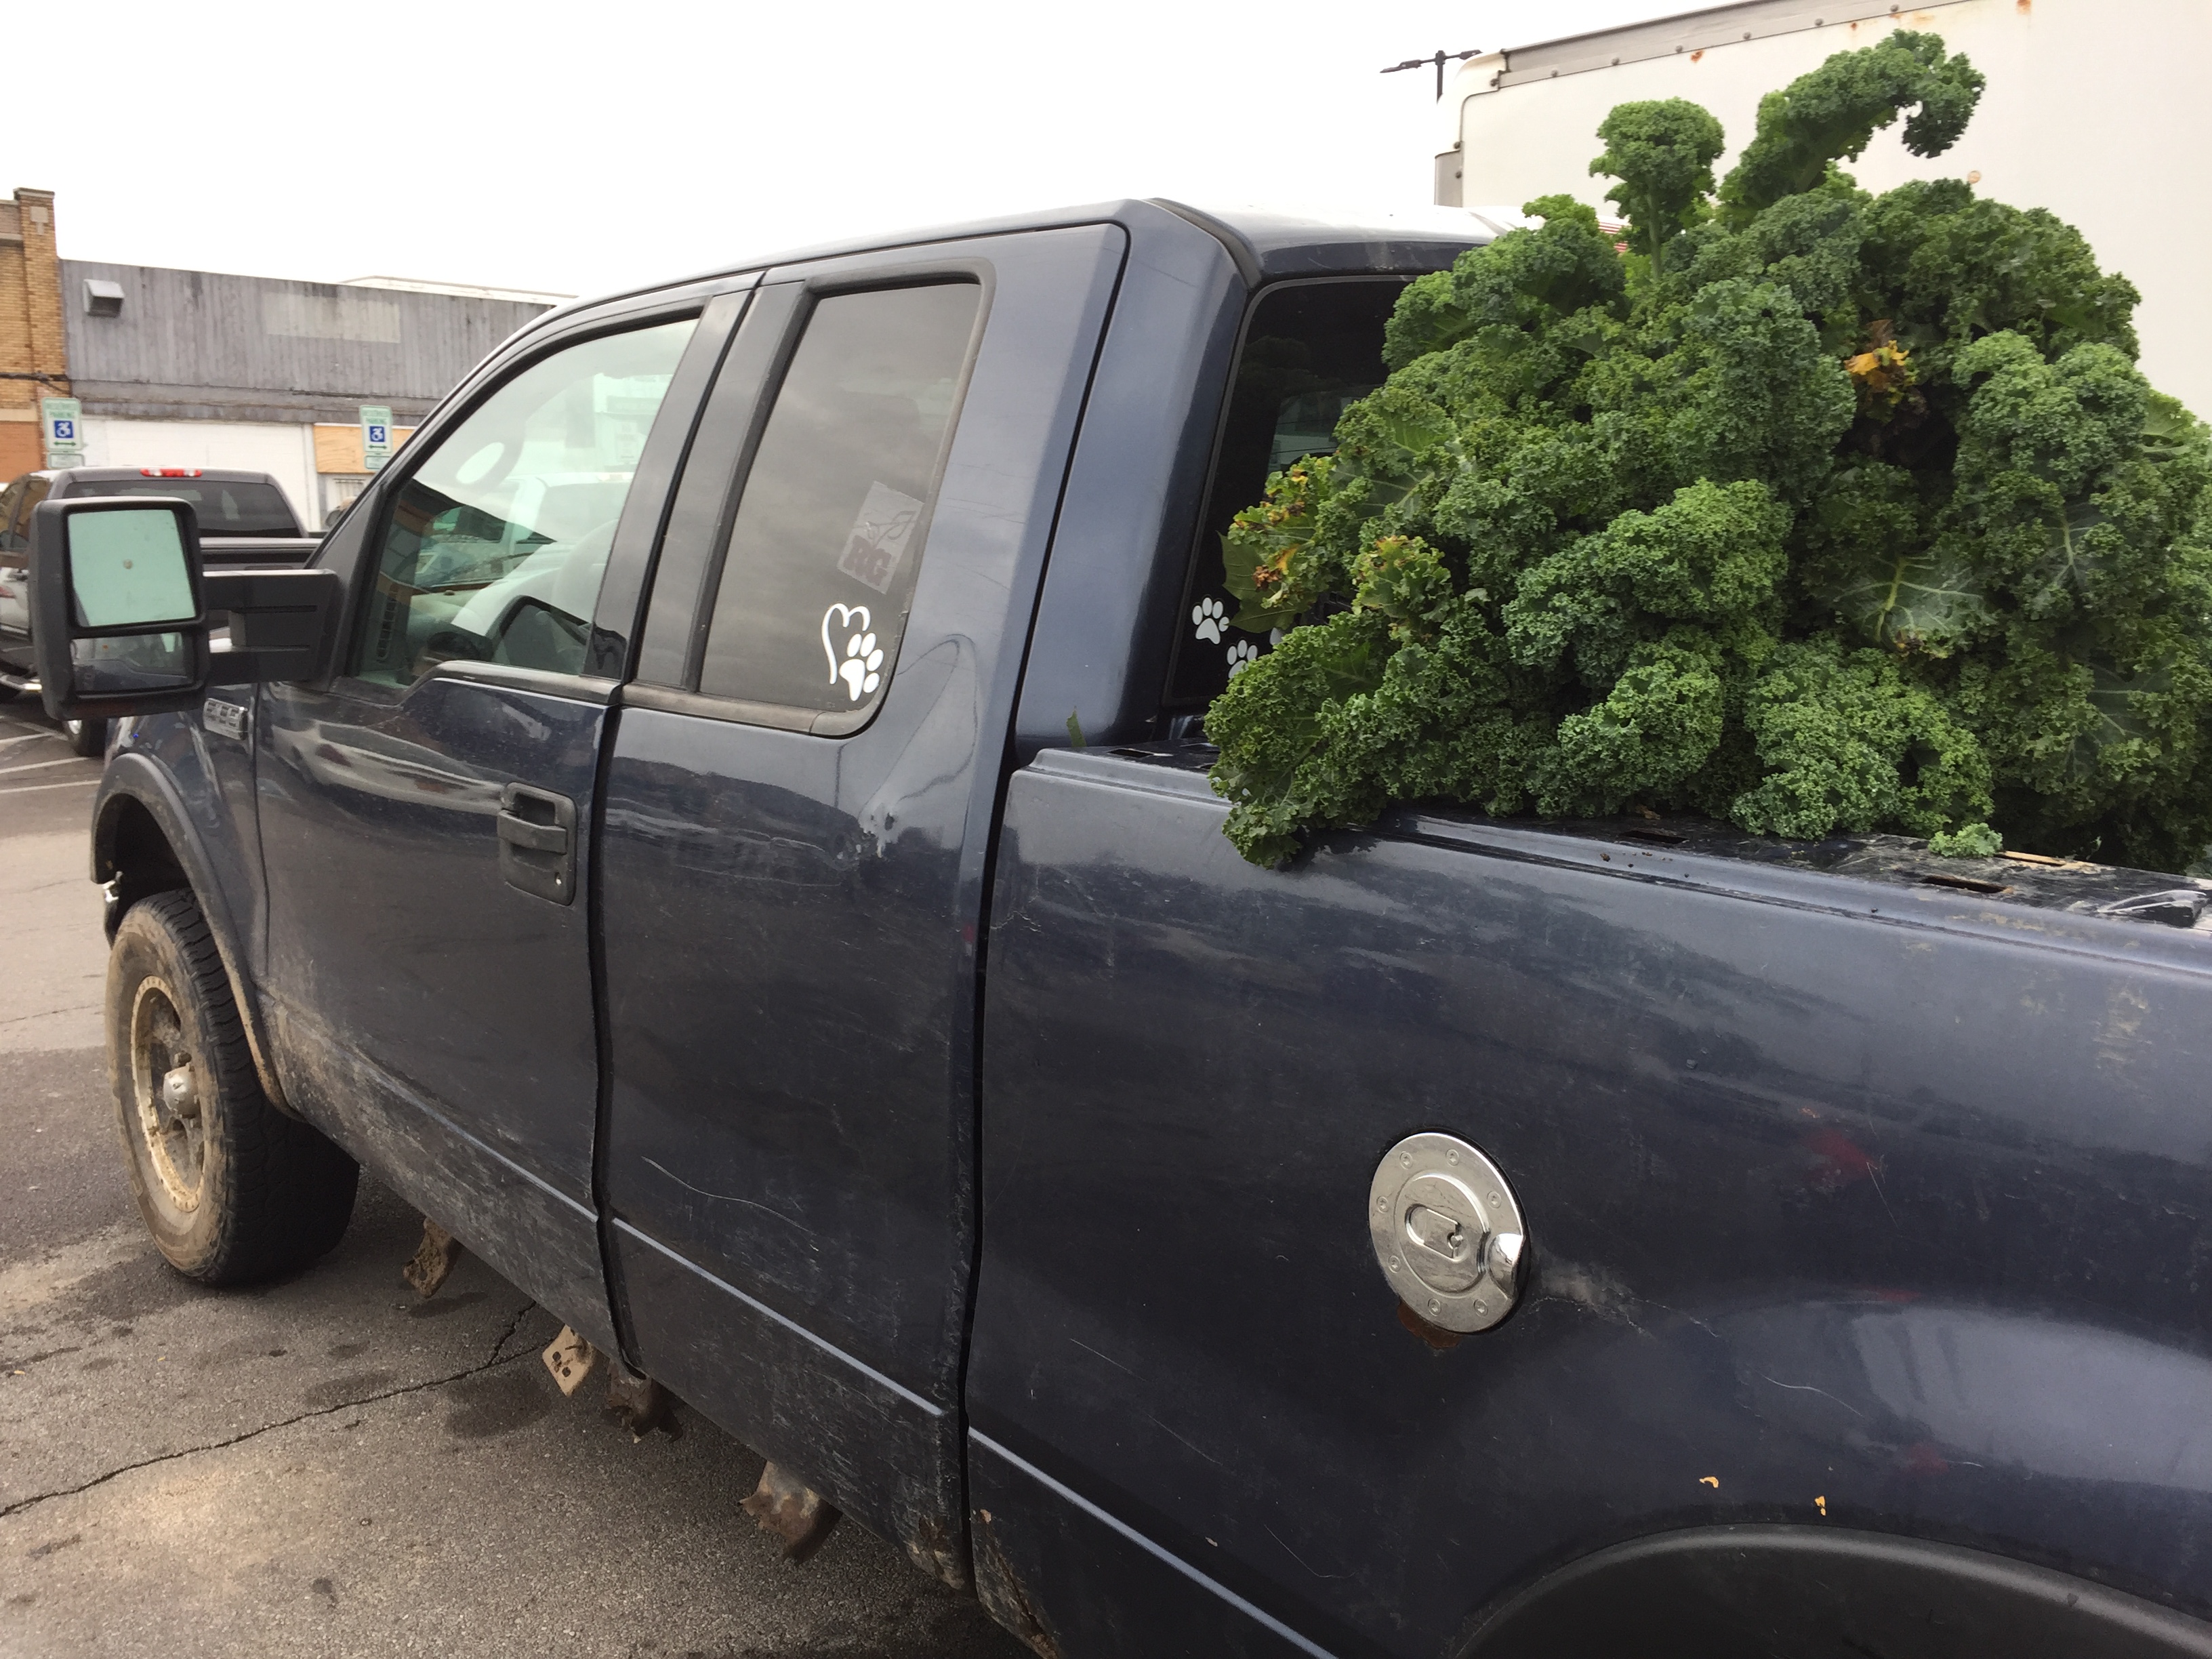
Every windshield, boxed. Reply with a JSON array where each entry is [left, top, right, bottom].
[[73, 478, 298, 536]]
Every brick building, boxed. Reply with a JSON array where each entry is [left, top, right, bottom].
[[0, 188, 563, 525], [0, 188, 66, 480]]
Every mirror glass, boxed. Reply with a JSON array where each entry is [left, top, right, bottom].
[[70, 632, 194, 695], [68, 509, 196, 628]]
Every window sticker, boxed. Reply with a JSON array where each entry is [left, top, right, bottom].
[[834, 481, 924, 595], [821, 602, 885, 702]]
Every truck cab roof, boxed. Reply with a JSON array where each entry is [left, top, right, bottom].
[[531, 197, 1488, 333]]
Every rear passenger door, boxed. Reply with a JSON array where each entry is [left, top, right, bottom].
[[596, 226, 1125, 1583], [256, 295, 740, 1349]]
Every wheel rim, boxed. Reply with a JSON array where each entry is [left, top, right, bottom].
[[130, 977, 205, 1210], [64, 720, 81, 739]]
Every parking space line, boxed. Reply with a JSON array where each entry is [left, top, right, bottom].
[[0, 777, 100, 794], [0, 756, 90, 776]]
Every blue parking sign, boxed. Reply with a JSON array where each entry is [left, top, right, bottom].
[[52, 419, 73, 441]]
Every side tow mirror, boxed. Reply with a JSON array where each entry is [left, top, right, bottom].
[[30, 496, 345, 722]]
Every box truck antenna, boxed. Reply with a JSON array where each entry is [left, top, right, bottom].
[[1382, 49, 1481, 100]]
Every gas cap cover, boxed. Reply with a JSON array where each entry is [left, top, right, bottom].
[[1369, 1132, 1526, 1333]]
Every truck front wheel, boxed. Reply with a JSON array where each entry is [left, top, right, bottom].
[[108, 890, 358, 1283]]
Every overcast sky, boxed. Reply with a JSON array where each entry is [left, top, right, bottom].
[[11, 0, 1692, 301]]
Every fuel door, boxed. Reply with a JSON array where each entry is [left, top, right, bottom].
[[1369, 1132, 1525, 1333]]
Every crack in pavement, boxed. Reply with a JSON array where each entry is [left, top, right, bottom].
[[0, 1004, 102, 1030], [0, 1297, 540, 1520], [486, 1298, 535, 1364]]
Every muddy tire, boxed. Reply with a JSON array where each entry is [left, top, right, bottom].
[[63, 717, 106, 757], [108, 890, 358, 1283]]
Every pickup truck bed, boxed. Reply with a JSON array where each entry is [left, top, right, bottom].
[[54, 197, 2212, 1659], [975, 741, 2212, 1654]]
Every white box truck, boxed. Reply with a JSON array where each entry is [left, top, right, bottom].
[[1433, 0, 2212, 416]]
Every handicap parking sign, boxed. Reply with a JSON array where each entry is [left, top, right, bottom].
[[360, 405, 394, 472], [41, 396, 83, 465]]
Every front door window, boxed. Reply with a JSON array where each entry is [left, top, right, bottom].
[[354, 319, 696, 685]]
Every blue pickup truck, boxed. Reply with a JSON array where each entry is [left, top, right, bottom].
[[28, 199, 2212, 1659]]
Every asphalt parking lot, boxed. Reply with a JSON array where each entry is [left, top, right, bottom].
[[0, 698, 1026, 1659]]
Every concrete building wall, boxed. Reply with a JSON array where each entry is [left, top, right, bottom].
[[61, 260, 549, 425], [10, 237, 548, 520]]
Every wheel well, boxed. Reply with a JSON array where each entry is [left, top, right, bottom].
[[96, 794, 190, 940], [1465, 1525, 2212, 1659]]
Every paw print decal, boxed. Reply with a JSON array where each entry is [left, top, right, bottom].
[[1226, 638, 1260, 678], [1191, 595, 1228, 644], [821, 602, 885, 702], [841, 631, 884, 700]]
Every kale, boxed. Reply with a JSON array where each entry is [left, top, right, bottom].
[[1206, 32, 2212, 872]]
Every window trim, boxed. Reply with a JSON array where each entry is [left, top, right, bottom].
[[660, 258, 996, 739], [337, 300, 718, 692], [632, 282, 806, 690], [1158, 273, 1415, 716]]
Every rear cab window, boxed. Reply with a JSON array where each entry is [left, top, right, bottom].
[[1162, 279, 1410, 715], [67, 476, 298, 536]]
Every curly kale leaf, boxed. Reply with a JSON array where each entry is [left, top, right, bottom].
[[1954, 333, 2148, 499], [1719, 30, 1985, 218], [1591, 98, 1727, 266], [1382, 195, 1627, 371], [1856, 188, 2139, 394], [1928, 821, 2003, 857], [1668, 279, 1858, 499], [1205, 611, 1393, 867], [1504, 479, 1789, 686], [1535, 632, 1729, 816], [1825, 545, 1986, 655], [1733, 638, 1992, 839], [1221, 456, 1332, 632]]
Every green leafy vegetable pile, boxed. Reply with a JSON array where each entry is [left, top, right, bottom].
[[1205, 32, 2212, 872]]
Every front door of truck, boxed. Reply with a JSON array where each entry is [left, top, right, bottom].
[[594, 226, 1124, 1581], [256, 301, 733, 1345]]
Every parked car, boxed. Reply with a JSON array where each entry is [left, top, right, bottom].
[[0, 466, 316, 752], [28, 199, 2212, 1658]]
